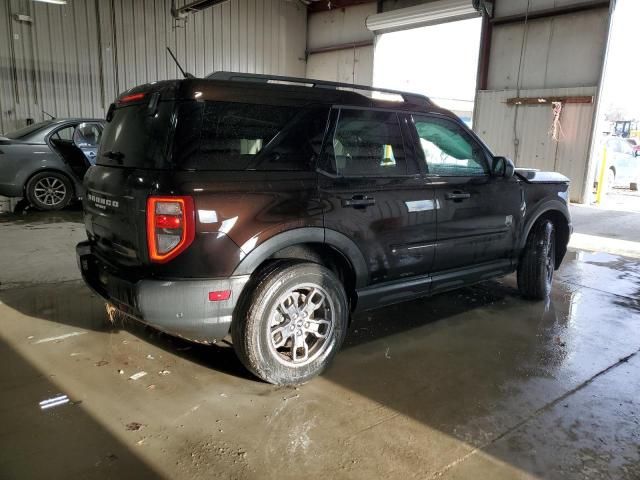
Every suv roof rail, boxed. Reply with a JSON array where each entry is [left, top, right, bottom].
[[205, 71, 432, 106]]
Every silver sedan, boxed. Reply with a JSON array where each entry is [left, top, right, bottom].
[[0, 119, 104, 210]]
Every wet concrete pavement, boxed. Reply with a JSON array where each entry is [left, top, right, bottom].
[[0, 210, 639, 479]]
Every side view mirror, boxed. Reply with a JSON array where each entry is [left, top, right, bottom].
[[492, 156, 515, 178]]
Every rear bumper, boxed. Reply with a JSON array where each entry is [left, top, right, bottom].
[[76, 241, 250, 342], [0, 182, 22, 198]]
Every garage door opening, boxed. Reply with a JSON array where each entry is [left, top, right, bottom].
[[587, 0, 640, 213], [373, 17, 482, 126]]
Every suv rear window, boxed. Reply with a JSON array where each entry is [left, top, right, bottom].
[[98, 101, 175, 169]]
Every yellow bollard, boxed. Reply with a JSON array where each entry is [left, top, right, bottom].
[[595, 145, 608, 204]]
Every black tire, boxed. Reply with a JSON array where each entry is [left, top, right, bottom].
[[517, 219, 556, 300], [231, 261, 349, 385], [26, 171, 73, 211]]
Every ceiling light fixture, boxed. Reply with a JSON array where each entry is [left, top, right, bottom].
[[31, 0, 67, 5]]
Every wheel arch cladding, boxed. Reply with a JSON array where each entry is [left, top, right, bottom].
[[231, 227, 368, 290], [523, 207, 570, 269]]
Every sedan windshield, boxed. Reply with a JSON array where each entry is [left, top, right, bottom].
[[3, 121, 52, 140]]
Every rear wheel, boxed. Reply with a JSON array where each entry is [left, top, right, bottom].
[[232, 261, 348, 385], [26, 172, 73, 211], [517, 219, 556, 300]]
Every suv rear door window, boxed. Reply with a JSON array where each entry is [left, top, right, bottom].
[[413, 115, 488, 176], [198, 102, 298, 170], [254, 108, 330, 171], [328, 109, 407, 177]]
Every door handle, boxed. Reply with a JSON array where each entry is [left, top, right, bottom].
[[342, 195, 376, 208], [445, 191, 471, 201]]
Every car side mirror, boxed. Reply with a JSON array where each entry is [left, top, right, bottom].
[[493, 156, 515, 178]]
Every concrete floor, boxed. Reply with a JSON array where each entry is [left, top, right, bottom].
[[1, 208, 639, 480]]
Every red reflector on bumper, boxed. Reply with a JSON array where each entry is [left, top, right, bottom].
[[208, 290, 231, 302]]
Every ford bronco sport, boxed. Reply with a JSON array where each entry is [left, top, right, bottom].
[[77, 72, 571, 385]]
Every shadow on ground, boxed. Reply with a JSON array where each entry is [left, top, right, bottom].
[[0, 336, 162, 479]]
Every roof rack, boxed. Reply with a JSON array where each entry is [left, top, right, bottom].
[[205, 71, 431, 106]]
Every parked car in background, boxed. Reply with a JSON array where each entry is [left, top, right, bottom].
[[77, 73, 571, 385], [626, 137, 640, 157], [595, 136, 640, 191], [0, 119, 104, 210]]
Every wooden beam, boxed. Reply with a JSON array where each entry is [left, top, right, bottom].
[[506, 96, 594, 106]]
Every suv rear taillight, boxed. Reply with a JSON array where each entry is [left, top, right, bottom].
[[146, 196, 195, 263]]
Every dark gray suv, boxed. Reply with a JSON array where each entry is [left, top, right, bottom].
[[0, 119, 104, 210]]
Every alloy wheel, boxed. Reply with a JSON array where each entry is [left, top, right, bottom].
[[33, 177, 67, 207], [268, 283, 335, 367]]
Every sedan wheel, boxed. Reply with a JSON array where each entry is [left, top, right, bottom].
[[26, 172, 73, 211], [34, 177, 67, 207]]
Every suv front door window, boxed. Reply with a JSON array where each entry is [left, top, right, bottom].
[[415, 118, 488, 176], [412, 115, 522, 278]]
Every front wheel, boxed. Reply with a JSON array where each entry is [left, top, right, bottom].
[[232, 262, 348, 385], [517, 219, 556, 300]]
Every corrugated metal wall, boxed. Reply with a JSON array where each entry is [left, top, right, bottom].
[[0, 0, 306, 133], [474, 87, 598, 203], [474, 5, 611, 203], [305, 3, 376, 85]]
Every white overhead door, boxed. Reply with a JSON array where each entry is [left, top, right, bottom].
[[366, 0, 480, 34]]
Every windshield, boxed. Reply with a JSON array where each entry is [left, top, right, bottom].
[[3, 121, 52, 140]]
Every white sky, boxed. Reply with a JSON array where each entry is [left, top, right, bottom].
[[600, 0, 640, 118], [373, 17, 482, 118]]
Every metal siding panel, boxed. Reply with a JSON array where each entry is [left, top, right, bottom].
[[32, 4, 53, 122], [11, 0, 30, 123], [238, 0, 246, 73], [99, 0, 117, 105], [307, 3, 376, 50], [221, 1, 231, 71], [230, 0, 239, 71], [271, 0, 279, 74], [254, 0, 263, 73], [75, 0, 93, 117], [488, 9, 609, 90], [246, 0, 255, 73], [194, 6, 204, 77], [262, 0, 272, 73], [306, 46, 374, 85], [474, 86, 597, 203], [0, 1, 14, 132], [495, 0, 605, 17], [203, 6, 213, 76], [0, 0, 306, 131], [214, 4, 223, 73]]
